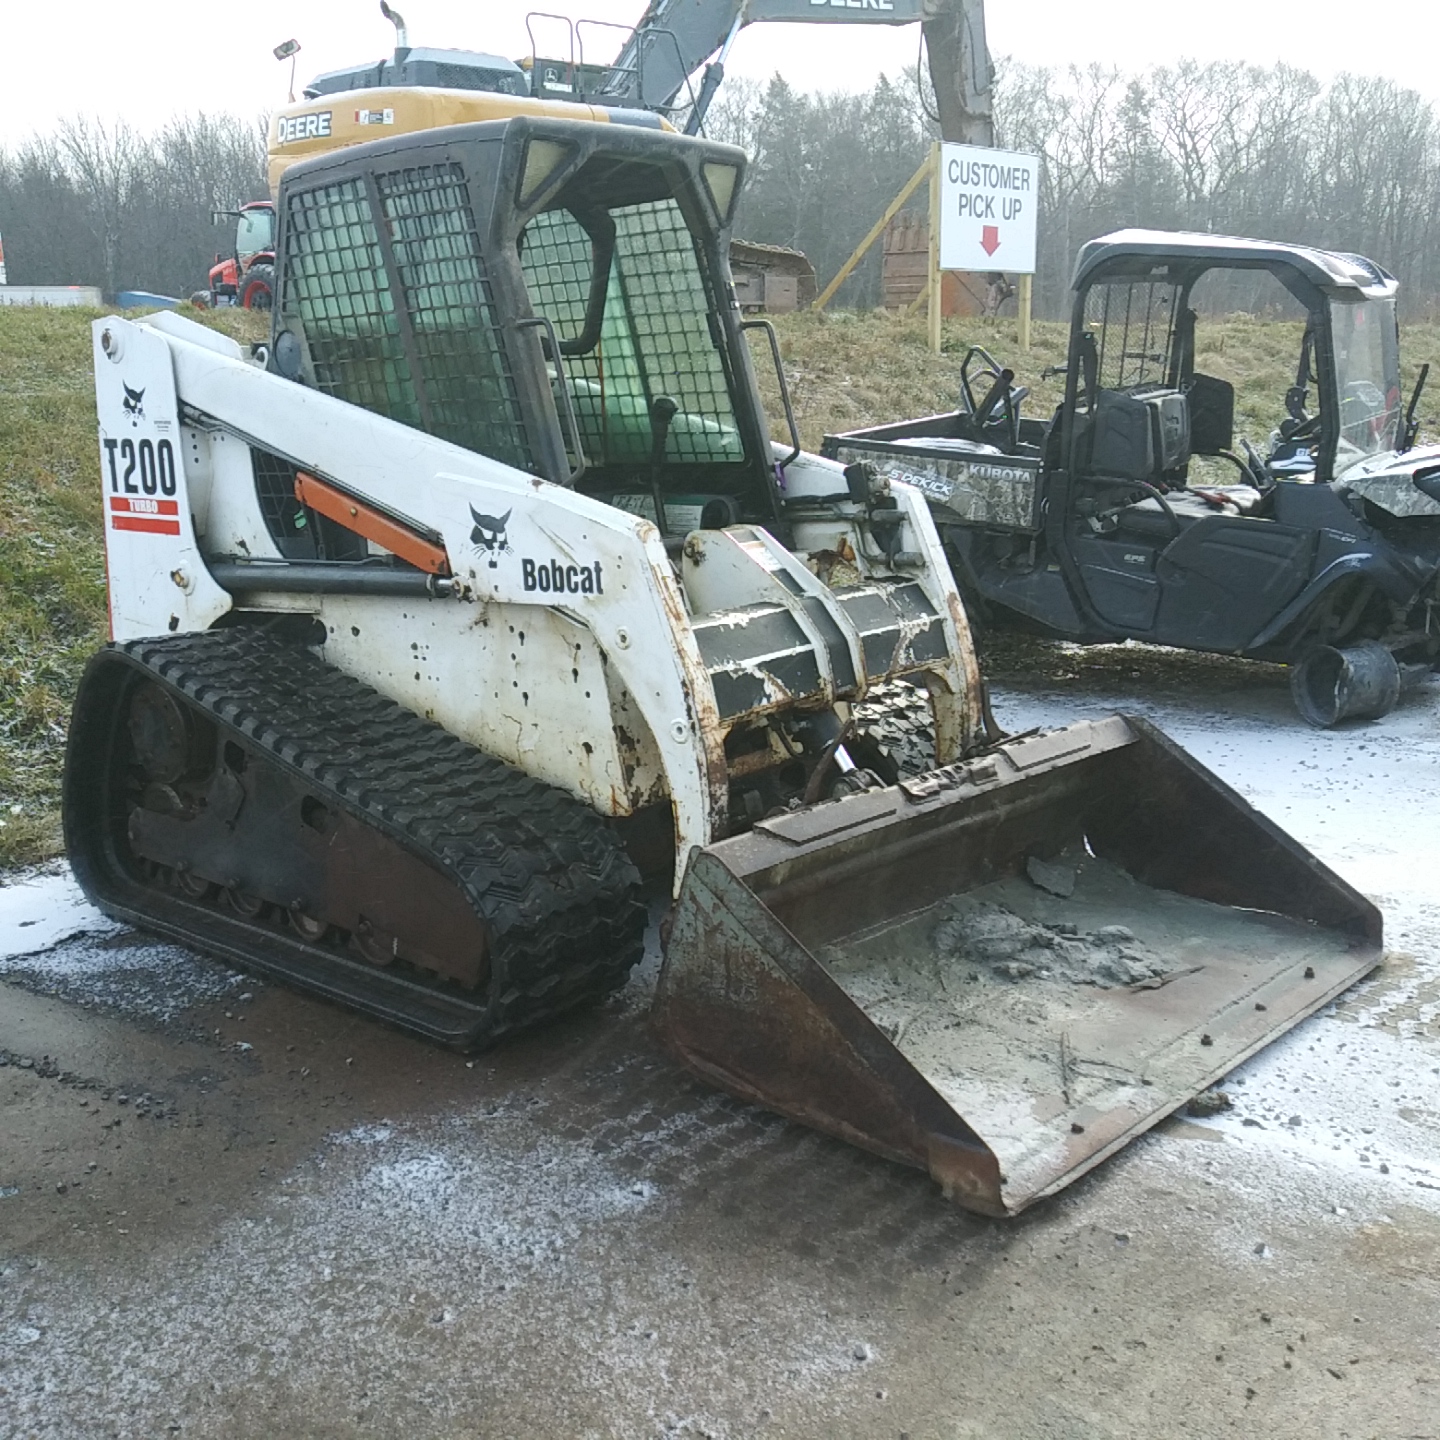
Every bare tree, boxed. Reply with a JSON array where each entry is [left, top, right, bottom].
[[6, 65, 1440, 319], [55, 118, 142, 297]]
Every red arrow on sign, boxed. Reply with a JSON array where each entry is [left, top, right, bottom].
[[980, 225, 1001, 257]]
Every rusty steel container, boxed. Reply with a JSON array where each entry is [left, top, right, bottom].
[[655, 716, 1380, 1216]]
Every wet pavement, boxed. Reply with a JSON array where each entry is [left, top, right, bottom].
[[3, 653, 1438, 1438]]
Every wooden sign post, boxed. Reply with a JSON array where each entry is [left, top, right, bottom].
[[927, 144, 942, 356]]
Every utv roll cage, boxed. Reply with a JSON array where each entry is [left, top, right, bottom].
[[1061, 229, 1400, 488]]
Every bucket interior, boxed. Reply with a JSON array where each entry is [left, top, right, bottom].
[[810, 843, 1360, 1204], [661, 718, 1381, 1213]]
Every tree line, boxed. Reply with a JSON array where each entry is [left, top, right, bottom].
[[710, 59, 1440, 318], [0, 115, 265, 300], [3, 61, 1439, 317]]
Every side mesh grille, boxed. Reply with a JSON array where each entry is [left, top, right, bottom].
[[249, 447, 366, 561]]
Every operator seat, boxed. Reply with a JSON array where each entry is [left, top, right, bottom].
[[1114, 490, 1223, 540]]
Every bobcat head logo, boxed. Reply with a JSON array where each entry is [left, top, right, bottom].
[[469, 506, 512, 568], [121, 382, 145, 424]]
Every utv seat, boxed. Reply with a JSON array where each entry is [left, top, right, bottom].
[[1114, 490, 1224, 541]]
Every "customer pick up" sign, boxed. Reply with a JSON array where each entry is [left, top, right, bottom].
[[938, 144, 1039, 275]]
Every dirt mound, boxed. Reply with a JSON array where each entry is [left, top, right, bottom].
[[933, 899, 1171, 988]]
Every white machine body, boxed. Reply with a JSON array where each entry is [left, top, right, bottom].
[[95, 312, 979, 888]]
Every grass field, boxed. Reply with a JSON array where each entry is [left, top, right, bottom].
[[1, 302, 1436, 866], [0, 305, 262, 865]]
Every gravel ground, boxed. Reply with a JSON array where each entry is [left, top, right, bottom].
[[2, 647, 1438, 1439]]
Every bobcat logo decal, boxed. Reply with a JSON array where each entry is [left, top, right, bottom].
[[121, 382, 145, 424], [469, 506, 512, 567]]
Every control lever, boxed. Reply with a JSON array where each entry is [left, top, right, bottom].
[[648, 395, 679, 537], [1241, 436, 1274, 489], [1403, 362, 1430, 452]]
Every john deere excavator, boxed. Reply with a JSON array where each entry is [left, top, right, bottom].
[[203, 0, 991, 308], [67, 108, 1381, 1217]]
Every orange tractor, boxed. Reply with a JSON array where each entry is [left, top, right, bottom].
[[190, 200, 276, 310]]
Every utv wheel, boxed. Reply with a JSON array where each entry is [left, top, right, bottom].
[[239, 263, 274, 311]]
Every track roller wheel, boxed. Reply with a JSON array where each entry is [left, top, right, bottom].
[[352, 918, 396, 969], [174, 867, 212, 900], [226, 887, 267, 919], [288, 904, 329, 942]]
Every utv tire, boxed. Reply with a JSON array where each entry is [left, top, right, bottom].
[[239, 263, 275, 311]]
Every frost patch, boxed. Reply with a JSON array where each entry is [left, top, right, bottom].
[[0, 929, 244, 1023]]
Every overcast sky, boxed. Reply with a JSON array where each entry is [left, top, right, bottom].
[[5, 0, 1440, 141]]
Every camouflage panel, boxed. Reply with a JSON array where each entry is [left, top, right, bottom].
[[1344, 471, 1440, 519], [829, 440, 1044, 533]]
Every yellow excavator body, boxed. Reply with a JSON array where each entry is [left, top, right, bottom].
[[267, 87, 674, 195]]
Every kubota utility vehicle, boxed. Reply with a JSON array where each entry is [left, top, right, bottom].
[[825, 231, 1440, 726]]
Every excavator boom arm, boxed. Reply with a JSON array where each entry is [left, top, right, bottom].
[[600, 0, 992, 145]]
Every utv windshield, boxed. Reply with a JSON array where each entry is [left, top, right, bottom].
[[519, 198, 747, 470], [1330, 296, 1401, 471]]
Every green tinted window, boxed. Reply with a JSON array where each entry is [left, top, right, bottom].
[[283, 178, 414, 421], [520, 198, 745, 467], [281, 166, 531, 471]]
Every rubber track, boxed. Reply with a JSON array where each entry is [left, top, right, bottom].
[[110, 629, 647, 1047], [851, 680, 937, 780]]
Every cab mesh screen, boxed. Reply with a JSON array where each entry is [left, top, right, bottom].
[[520, 199, 745, 467], [282, 166, 531, 471], [249, 447, 366, 561]]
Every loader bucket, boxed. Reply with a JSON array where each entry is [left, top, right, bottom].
[[654, 716, 1381, 1216]]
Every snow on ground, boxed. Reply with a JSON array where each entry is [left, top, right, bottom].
[[0, 869, 244, 1022], [0, 867, 122, 960], [1, 668, 1436, 1196], [1, 659, 1438, 1437]]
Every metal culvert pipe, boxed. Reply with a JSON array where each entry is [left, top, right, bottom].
[[1290, 640, 1402, 726]]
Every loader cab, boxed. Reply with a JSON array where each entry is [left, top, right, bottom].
[[268, 117, 784, 544], [1049, 231, 1403, 653], [509, 129, 784, 531]]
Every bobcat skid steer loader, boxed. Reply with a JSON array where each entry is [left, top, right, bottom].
[[66, 117, 1381, 1215]]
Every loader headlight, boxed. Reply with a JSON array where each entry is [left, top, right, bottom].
[[702, 162, 738, 224], [520, 139, 576, 208], [273, 329, 304, 381]]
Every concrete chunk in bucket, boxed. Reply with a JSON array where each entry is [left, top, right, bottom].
[[653, 716, 1380, 1216]]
